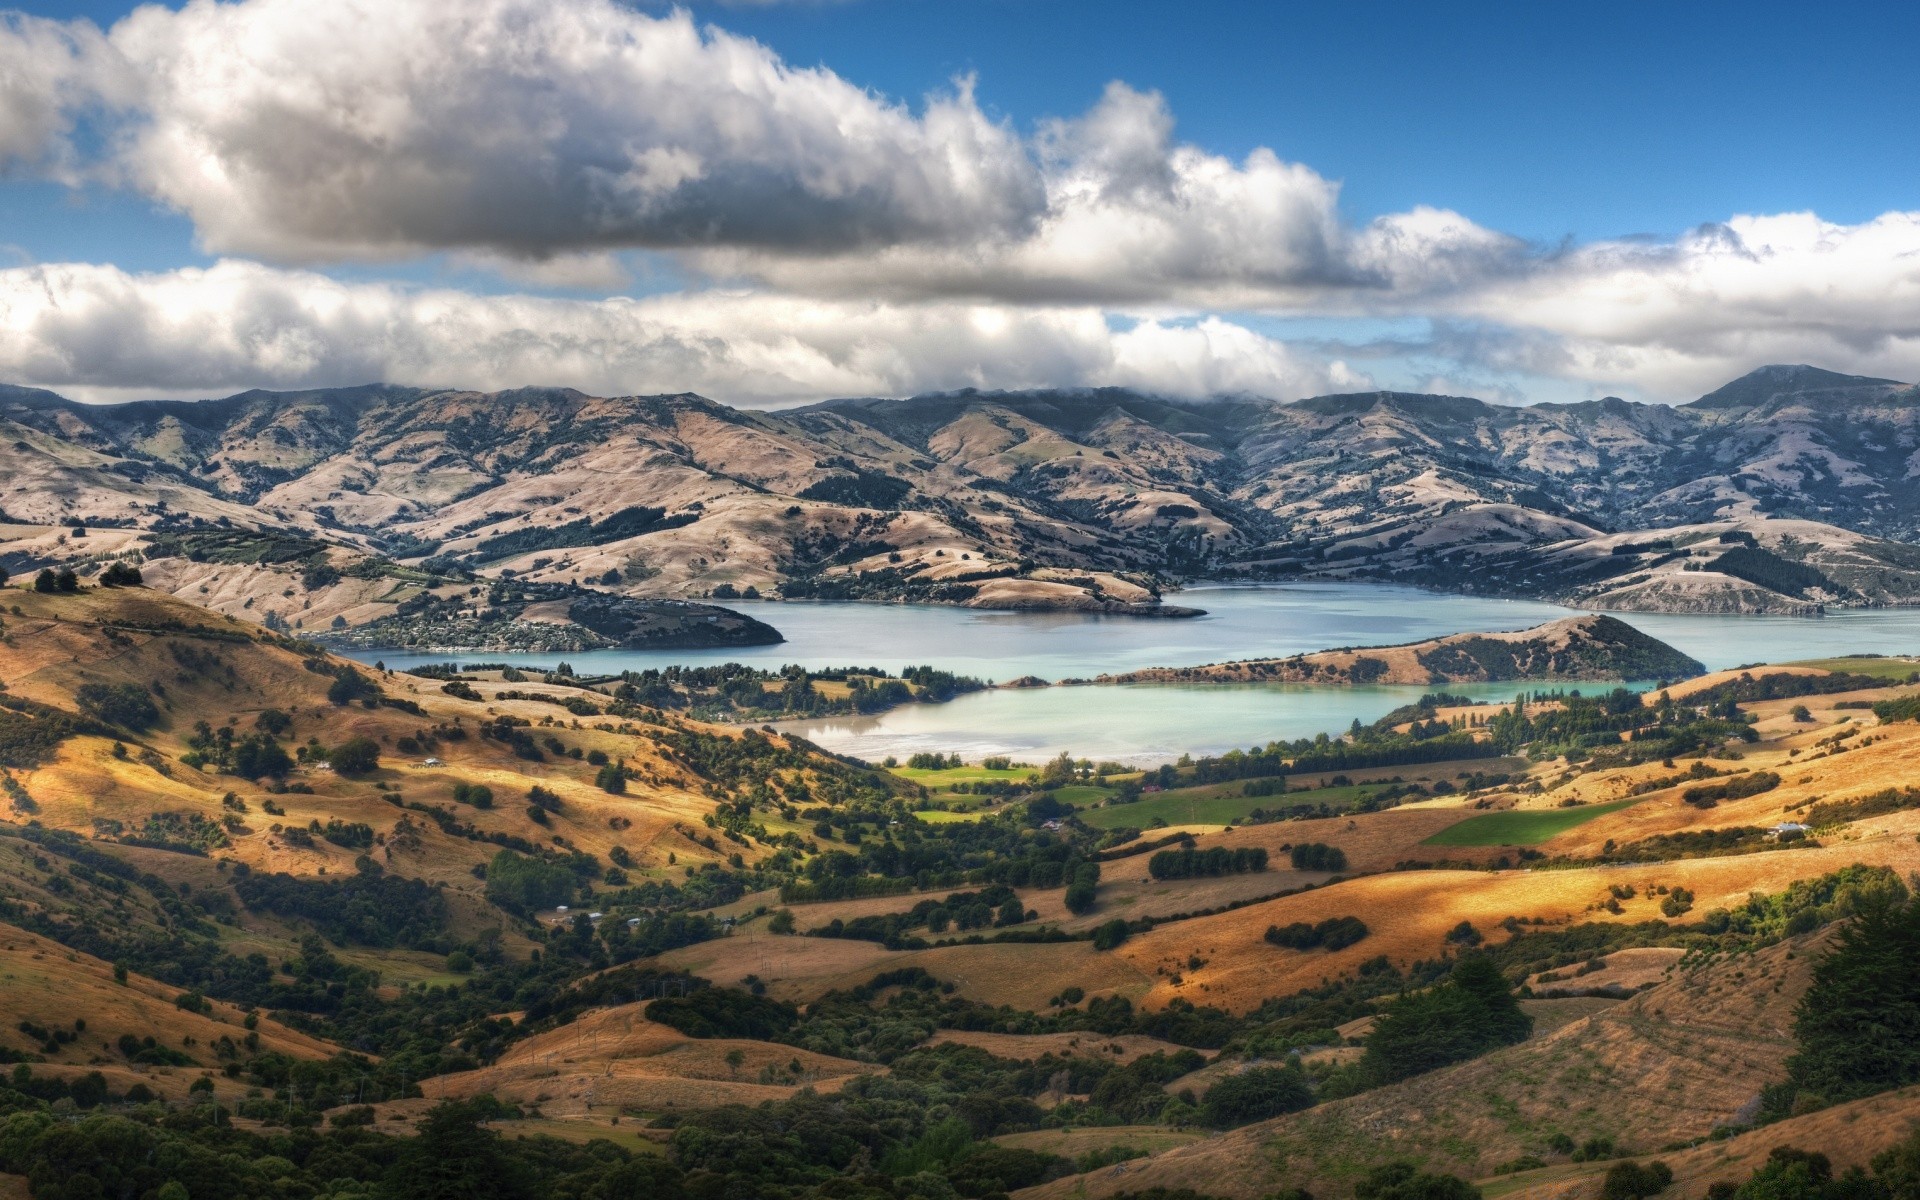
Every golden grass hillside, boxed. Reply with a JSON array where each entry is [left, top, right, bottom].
[[1022, 929, 1835, 1200]]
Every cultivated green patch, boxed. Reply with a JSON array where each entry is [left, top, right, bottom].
[[1422, 799, 1640, 847]]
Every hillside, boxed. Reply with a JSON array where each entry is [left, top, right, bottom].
[[5, 366, 1920, 628], [4, 580, 1920, 1198], [1101, 614, 1705, 686]]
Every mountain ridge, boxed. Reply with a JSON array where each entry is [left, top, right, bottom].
[[5, 364, 1920, 636]]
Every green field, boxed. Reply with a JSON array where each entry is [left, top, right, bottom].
[[913, 808, 989, 824], [891, 764, 1035, 793], [1422, 798, 1640, 847], [1077, 782, 1388, 831], [1785, 655, 1920, 681]]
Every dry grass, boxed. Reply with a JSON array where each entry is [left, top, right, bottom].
[[1021, 931, 1832, 1200], [0, 921, 338, 1066], [927, 1030, 1191, 1065], [424, 1002, 882, 1121], [1111, 830, 1920, 1013]]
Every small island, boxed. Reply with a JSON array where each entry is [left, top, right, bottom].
[[1097, 614, 1706, 686]]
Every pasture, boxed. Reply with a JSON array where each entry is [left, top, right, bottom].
[[1422, 799, 1641, 846]]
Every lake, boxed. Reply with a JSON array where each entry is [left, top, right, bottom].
[[351, 583, 1920, 766]]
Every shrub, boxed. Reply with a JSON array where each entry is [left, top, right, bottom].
[[1600, 1160, 1673, 1200], [1200, 1065, 1313, 1128], [1289, 842, 1349, 871], [1683, 771, 1780, 808], [74, 682, 159, 730], [483, 849, 575, 914], [451, 782, 494, 809], [1354, 1162, 1483, 1200], [1091, 918, 1130, 951], [649, 988, 797, 1040], [595, 762, 627, 795], [329, 736, 380, 775], [1064, 862, 1100, 914], [1148, 846, 1269, 879], [1265, 916, 1370, 952]]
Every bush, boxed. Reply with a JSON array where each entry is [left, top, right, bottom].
[[483, 849, 575, 915], [1064, 862, 1100, 914], [74, 682, 159, 730], [1200, 1066, 1313, 1128], [452, 782, 494, 809], [1265, 916, 1369, 952], [649, 987, 797, 1040], [595, 762, 627, 795], [1091, 918, 1130, 951], [1289, 842, 1348, 871], [1600, 1160, 1673, 1200], [1354, 1163, 1483, 1200], [1148, 846, 1269, 880], [329, 736, 380, 775]]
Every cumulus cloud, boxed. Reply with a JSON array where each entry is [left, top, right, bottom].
[[4, 0, 1920, 402], [1445, 211, 1920, 397], [75, 0, 1041, 261], [0, 14, 124, 174], [0, 260, 1356, 404], [0, 0, 1517, 305]]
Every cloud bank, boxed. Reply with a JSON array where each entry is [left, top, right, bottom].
[[0, 260, 1362, 404], [0, 0, 1917, 404]]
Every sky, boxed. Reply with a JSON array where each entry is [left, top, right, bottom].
[[0, 0, 1916, 407]]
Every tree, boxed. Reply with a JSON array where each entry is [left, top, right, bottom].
[[1064, 861, 1100, 914], [379, 1099, 533, 1200], [595, 762, 626, 794], [32, 569, 56, 593], [1356, 1163, 1482, 1200], [329, 736, 381, 775], [483, 849, 574, 915], [1601, 1160, 1674, 1200], [1783, 892, 1920, 1108], [74, 682, 159, 730], [99, 562, 143, 587], [1200, 1065, 1313, 1128], [54, 568, 78, 592], [1359, 955, 1532, 1086]]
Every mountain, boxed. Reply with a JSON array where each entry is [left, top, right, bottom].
[[5, 365, 1920, 630]]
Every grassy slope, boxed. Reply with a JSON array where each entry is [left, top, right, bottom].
[[1020, 931, 1832, 1200], [1422, 799, 1642, 846]]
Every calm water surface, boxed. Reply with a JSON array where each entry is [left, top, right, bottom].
[[352, 584, 1920, 766]]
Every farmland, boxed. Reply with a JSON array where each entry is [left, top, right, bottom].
[[1421, 798, 1643, 846]]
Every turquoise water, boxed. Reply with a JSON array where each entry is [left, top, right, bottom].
[[350, 583, 1920, 765]]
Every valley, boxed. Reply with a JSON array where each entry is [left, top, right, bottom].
[[1, 573, 1920, 1198]]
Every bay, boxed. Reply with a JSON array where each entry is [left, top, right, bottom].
[[349, 583, 1920, 766]]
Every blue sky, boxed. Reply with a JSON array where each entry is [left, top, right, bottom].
[[0, 0, 1916, 404]]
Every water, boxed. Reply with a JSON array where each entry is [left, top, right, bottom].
[[349, 583, 1920, 766]]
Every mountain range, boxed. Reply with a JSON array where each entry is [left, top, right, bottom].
[[4, 363, 1920, 636]]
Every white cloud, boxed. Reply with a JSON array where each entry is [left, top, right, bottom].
[[0, 260, 1356, 405], [0, 14, 124, 175], [1, 1, 1515, 306], [1449, 211, 1920, 396], [89, 0, 1042, 262], [3, 1, 1919, 403]]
